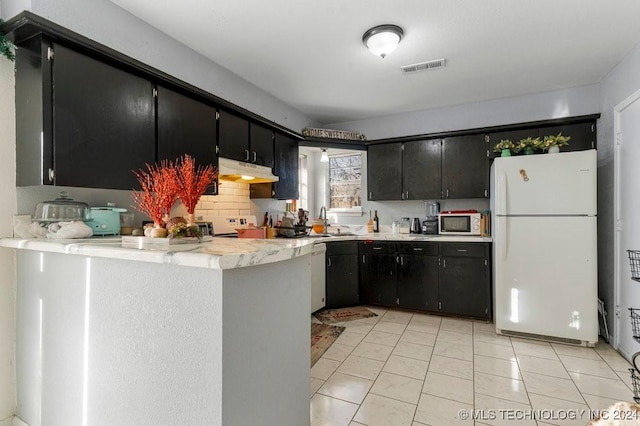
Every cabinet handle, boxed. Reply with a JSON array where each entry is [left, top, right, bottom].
[[211, 181, 217, 194], [443, 259, 446, 268], [48, 168, 55, 182], [369, 192, 373, 200], [327, 258, 331, 267], [373, 247, 382, 250], [253, 151, 257, 162], [401, 192, 405, 200], [406, 191, 409, 199], [245, 150, 250, 161], [271, 189, 276, 197], [412, 247, 423, 251], [457, 249, 468, 252], [446, 189, 449, 198], [401, 256, 404, 266]]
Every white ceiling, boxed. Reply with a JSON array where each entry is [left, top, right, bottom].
[[110, 0, 640, 125]]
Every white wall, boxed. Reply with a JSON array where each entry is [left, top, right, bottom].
[[0, 56, 17, 421], [599, 41, 640, 352], [4, 0, 315, 133], [328, 84, 600, 140]]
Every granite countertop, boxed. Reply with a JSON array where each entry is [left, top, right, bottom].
[[299, 232, 493, 243], [0, 236, 317, 270], [0, 233, 491, 270]]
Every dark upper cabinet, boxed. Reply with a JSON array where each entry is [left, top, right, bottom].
[[51, 43, 155, 189], [218, 109, 250, 162], [441, 134, 488, 199], [249, 122, 274, 168], [218, 109, 275, 167], [325, 242, 360, 308], [538, 122, 596, 152], [272, 132, 298, 200], [157, 86, 217, 164], [157, 86, 218, 194], [367, 143, 403, 200], [402, 139, 442, 200]]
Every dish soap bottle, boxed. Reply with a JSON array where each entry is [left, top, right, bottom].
[[373, 210, 379, 233], [367, 210, 374, 233]]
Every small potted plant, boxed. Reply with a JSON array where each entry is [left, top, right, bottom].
[[493, 139, 515, 157], [540, 132, 571, 153], [0, 19, 15, 62], [514, 137, 541, 155]]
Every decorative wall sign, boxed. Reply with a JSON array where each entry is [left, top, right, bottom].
[[302, 127, 366, 141]]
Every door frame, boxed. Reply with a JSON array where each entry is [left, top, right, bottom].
[[613, 87, 640, 349]]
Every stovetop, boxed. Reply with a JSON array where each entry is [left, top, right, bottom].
[[210, 215, 258, 236]]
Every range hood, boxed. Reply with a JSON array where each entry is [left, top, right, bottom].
[[217, 157, 279, 184]]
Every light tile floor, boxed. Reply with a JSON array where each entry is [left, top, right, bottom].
[[310, 306, 637, 426]]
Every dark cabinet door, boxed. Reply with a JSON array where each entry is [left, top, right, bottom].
[[441, 134, 488, 199], [218, 109, 250, 162], [367, 143, 402, 200], [272, 132, 298, 200], [538, 122, 596, 152], [361, 254, 397, 306], [398, 254, 439, 311], [402, 139, 442, 200], [439, 256, 490, 318], [326, 254, 360, 308], [157, 86, 218, 194], [52, 44, 155, 189], [249, 122, 274, 168]]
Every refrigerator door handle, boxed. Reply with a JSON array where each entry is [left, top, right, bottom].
[[498, 171, 507, 215]]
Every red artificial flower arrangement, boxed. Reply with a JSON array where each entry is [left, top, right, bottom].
[[132, 155, 218, 237]]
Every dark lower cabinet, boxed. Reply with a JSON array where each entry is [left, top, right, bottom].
[[359, 242, 397, 305], [356, 241, 491, 320], [325, 242, 360, 308], [52, 43, 155, 189], [397, 243, 439, 311], [439, 243, 492, 319]]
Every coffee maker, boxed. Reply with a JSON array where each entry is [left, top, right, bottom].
[[422, 201, 440, 234]]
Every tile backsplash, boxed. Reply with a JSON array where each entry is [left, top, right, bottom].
[[194, 181, 252, 221]]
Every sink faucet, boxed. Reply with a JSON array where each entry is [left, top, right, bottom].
[[319, 206, 328, 233]]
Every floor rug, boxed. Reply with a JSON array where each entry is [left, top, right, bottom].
[[313, 306, 378, 324], [311, 323, 345, 367]]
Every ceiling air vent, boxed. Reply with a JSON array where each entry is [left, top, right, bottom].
[[401, 58, 446, 74]]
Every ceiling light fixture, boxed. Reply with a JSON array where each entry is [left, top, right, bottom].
[[362, 24, 404, 58], [320, 149, 329, 162]]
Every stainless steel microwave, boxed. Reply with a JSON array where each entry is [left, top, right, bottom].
[[438, 212, 482, 235]]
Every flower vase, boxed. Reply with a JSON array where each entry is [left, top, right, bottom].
[[547, 145, 560, 154], [500, 149, 511, 157], [524, 147, 534, 155]]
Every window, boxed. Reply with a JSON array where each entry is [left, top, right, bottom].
[[329, 153, 361, 211], [297, 154, 308, 210]]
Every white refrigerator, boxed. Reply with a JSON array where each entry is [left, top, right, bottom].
[[490, 149, 598, 346]]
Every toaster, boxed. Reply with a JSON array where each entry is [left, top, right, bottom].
[[90, 206, 127, 236]]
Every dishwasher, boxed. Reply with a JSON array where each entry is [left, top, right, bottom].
[[310, 242, 326, 313]]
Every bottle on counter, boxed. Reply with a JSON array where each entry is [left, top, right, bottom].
[[373, 210, 379, 233], [367, 210, 374, 233]]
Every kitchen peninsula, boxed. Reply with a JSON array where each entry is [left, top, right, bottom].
[[0, 237, 315, 426]]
